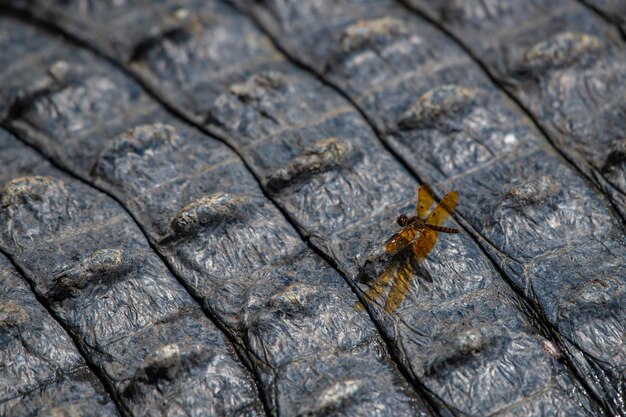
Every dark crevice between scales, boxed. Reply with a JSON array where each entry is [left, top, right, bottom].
[[0, 6, 451, 416], [394, 0, 626, 228], [575, 0, 626, 40], [0, 245, 130, 417], [0, 4, 607, 415], [390, 1, 626, 405], [221, 0, 611, 413], [0, 96, 274, 417], [221, 0, 616, 413], [0, 8, 432, 417]]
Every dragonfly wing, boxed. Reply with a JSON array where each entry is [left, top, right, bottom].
[[412, 229, 438, 260], [425, 191, 459, 227], [384, 232, 438, 313], [385, 225, 418, 254], [355, 260, 396, 311], [417, 183, 436, 218], [384, 256, 415, 313]]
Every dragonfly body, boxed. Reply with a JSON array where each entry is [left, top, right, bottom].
[[385, 190, 460, 256], [359, 184, 460, 313], [398, 213, 460, 234]]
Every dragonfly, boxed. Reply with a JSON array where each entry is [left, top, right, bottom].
[[357, 184, 460, 313]]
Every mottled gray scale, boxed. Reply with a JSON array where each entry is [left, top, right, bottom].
[[391, 85, 541, 182], [97, 0, 423, 239], [239, 0, 501, 138], [92, 122, 241, 238], [438, 152, 626, 404], [395, 0, 626, 412], [0, 174, 264, 417], [9, 0, 603, 414], [0, 15, 433, 417], [322, 17, 454, 90], [404, 0, 626, 220], [92, 123, 431, 417], [3, 0, 207, 62], [262, 136, 358, 194], [202, 67, 348, 147], [396, 85, 478, 131], [218, 2, 623, 412], [322, 18, 472, 93], [0, 19, 70, 119], [445, 148, 623, 271], [529, 242, 626, 361], [0, 249, 119, 417], [227, 0, 623, 414], [0, 17, 53, 71], [580, 0, 626, 35], [48, 248, 133, 302], [237, 251, 426, 416], [0, 20, 161, 175], [130, 1, 274, 84], [409, 0, 565, 44], [0, 0, 615, 414], [243, 110, 415, 235], [93, 124, 305, 280], [1, 128, 262, 415], [242, 0, 401, 64], [121, 0, 300, 129], [0, 128, 69, 185]]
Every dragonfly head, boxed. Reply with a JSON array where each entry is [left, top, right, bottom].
[[396, 214, 409, 227]]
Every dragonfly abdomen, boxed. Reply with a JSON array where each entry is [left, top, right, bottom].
[[424, 224, 460, 234]]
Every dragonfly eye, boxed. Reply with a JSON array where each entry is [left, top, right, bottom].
[[397, 214, 409, 226]]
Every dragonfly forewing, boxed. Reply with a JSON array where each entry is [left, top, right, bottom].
[[425, 191, 459, 227], [417, 183, 436, 218]]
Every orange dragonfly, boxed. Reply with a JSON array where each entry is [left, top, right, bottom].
[[357, 184, 460, 313]]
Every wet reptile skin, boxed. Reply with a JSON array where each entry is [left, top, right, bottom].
[[0, 1, 624, 416]]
